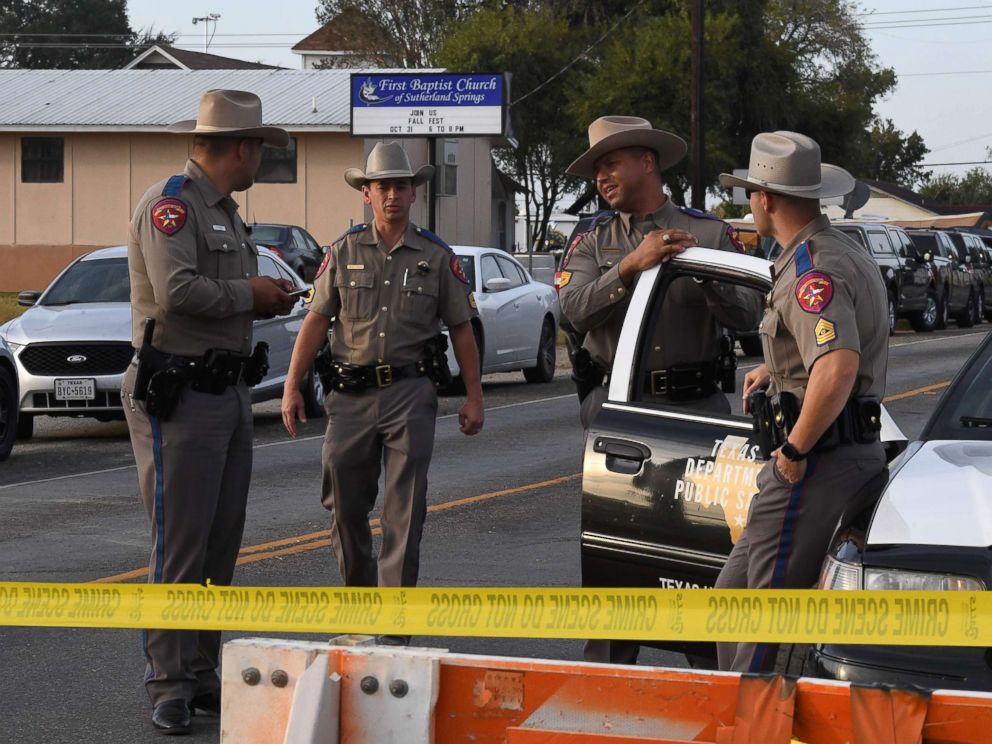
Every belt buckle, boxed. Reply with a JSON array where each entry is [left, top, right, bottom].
[[650, 369, 667, 397], [375, 364, 393, 387]]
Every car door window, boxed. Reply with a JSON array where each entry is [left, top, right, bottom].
[[840, 228, 869, 252], [866, 230, 894, 256], [480, 254, 504, 291], [258, 255, 283, 280], [494, 256, 525, 289]]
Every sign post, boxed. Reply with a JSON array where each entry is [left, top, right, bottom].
[[350, 72, 508, 234]]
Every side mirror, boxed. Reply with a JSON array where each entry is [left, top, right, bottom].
[[898, 246, 906, 258], [17, 290, 41, 307], [484, 277, 512, 292], [918, 251, 932, 264]]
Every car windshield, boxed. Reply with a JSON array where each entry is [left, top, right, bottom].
[[251, 225, 287, 244], [924, 338, 992, 441], [455, 255, 476, 288], [42, 257, 130, 305]]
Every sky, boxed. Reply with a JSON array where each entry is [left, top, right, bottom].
[[126, 0, 992, 180]]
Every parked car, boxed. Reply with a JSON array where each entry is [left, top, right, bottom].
[[0, 336, 18, 460], [580, 247, 907, 669], [834, 222, 936, 334], [0, 246, 324, 440], [442, 246, 560, 386], [812, 331, 992, 690], [943, 230, 987, 326], [249, 223, 325, 281], [906, 229, 974, 328]]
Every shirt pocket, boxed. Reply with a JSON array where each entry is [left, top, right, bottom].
[[204, 233, 244, 280], [758, 308, 781, 372], [399, 274, 440, 325], [334, 270, 377, 320]]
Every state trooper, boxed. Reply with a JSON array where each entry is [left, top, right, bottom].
[[281, 142, 484, 645], [715, 131, 889, 673], [122, 90, 295, 734], [559, 115, 761, 665]]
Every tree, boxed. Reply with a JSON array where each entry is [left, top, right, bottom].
[[0, 0, 162, 70], [920, 168, 992, 205], [856, 118, 929, 187], [440, 5, 588, 251], [315, 0, 479, 67]]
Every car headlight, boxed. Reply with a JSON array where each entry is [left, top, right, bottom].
[[5, 341, 22, 353], [819, 554, 862, 590], [864, 569, 985, 592]]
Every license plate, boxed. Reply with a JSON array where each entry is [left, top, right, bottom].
[[55, 378, 96, 401]]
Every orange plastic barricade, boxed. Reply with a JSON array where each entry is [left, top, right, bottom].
[[219, 638, 992, 744]]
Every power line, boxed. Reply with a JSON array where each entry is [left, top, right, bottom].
[[856, 4, 992, 16], [921, 161, 992, 166], [862, 16, 992, 29], [900, 69, 992, 77]]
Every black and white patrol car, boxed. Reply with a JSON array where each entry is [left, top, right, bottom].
[[581, 246, 992, 688]]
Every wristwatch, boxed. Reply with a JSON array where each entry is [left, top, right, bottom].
[[780, 441, 807, 462]]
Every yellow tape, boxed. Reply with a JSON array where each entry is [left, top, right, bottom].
[[0, 583, 987, 645]]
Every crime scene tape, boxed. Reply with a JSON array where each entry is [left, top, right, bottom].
[[0, 582, 988, 646]]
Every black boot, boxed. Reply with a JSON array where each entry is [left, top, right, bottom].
[[151, 699, 191, 735]]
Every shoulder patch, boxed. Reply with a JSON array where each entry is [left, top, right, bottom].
[[314, 252, 331, 281], [560, 210, 618, 270], [333, 223, 367, 245], [554, 270, 573, 293], [161, 175, 188, 197], [795, 270, 833, 314], [814, 317, 837, 346], [794, 241, 814, 276], [151, 198, 187, 235], [415, 226, 454, 254], [449, 254, 470, 285]]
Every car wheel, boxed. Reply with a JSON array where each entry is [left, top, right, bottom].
[[301, 363, 327, 420], [739, 334, 764, 357], [936, 291, 949, 330], [773, 643, 813, 677], [523, 318, 556, 383], [0, 365, 16, 460], [15, 412, 33, 441], [955, 291, 975, 328], [887, 291, 897, 336], [909, 289, 938, 332]]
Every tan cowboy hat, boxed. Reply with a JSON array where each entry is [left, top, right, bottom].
[[168, 89, 289, 147], [719, 131, 854, 199], [566, 116, 687, 179], [344, 142, 435, 190]]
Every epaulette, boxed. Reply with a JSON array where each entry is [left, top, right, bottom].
[[795, 240, 814, 276], [560, 210, 618, 269], [415, 226, 453, 254], [332, 223, 367, 245], [677, 205, 722, 222], [161, 175, 188, 197]]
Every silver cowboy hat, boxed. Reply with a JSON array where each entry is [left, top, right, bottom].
[[719, 131, 854, 199], [344, 142, 435, 190], [566, 116, 687, 179], [167, 89, 289, 147]]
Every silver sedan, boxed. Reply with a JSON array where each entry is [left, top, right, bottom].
[[0, 246, 324, 440]]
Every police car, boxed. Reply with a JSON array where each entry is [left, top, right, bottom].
[[0, 336, 18, 460], [581, 246, 992, 687]]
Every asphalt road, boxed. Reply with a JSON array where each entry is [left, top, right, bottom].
[[0, 326, 988, 743]]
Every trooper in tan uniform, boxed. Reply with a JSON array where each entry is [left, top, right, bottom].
[[715, 131, 889, 673], [122, 90, 295, 735], [282, 142, 484, 643], [560, 116, 761, 665], [559, 116, 761, 430]]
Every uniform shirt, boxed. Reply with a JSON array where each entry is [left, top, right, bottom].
[[558, 198, 761, 369], [761, 214, 888, 401], [310, 222, 474, 367], [128, 160, 256, 357]]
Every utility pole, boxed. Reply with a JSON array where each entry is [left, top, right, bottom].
[[690, 0, 704, 209], [191, 13, 221, 53]]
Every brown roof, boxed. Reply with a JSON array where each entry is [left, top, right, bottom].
[[292, 9, 391, 53], [134, 44, 281, 70]]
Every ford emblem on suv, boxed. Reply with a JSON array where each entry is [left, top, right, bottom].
[[67, 354, 87, 363]]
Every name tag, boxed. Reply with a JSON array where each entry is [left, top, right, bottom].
[[346, 264, 365, 270], [212, 224, 227, 232]]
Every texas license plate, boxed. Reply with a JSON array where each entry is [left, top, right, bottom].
[[55, 378, 96, 401]]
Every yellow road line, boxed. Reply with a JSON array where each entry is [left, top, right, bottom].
[[93, 473, 581, 584], [883, 380, 950, 403]]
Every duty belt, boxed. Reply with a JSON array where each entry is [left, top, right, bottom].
[[323, 360, 430, 394], [137, 346, 257, 392], [646, 362, 719, 402]]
